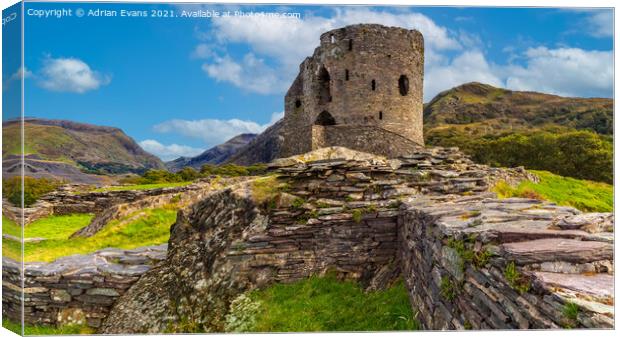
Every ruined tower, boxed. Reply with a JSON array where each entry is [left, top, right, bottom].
[[280, 24, 425, 158]]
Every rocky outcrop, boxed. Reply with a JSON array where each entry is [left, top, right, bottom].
[[399, 195, 613, 329], [70, 177, 249, 238], [3, 179, 227, 226], [99, 147, 557, 333], [1, 245, 167, 329]]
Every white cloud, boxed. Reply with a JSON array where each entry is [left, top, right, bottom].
[[38, 57, 110, 93], [191, 43, 216, 59], [425, 50, 503, 101], [503, 47, 613, 98], [138, 139, 204, 161], [152, 111, 283, 147], [585, 11, 613, 38], [202, 53, 287, 94], [3, 67, 32, 91], [198, 8, 461, 94], [193, 7, 612, 101]]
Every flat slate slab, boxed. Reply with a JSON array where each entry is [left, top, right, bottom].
[[533, 271, 614, 299], [501, 238, 613, 264]]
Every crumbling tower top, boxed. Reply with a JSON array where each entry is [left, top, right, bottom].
[[280, 24, 425, 158]]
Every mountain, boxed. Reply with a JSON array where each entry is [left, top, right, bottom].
[[2, 118, 165, 178], [424, 82, 612, 135], [166, 133, 257, 172], [225, 120, 284, 165]]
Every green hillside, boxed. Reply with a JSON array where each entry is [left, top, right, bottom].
[[424, 82, 612, 134], [424, 83, 613, 183], [2, 119, 164, 174]]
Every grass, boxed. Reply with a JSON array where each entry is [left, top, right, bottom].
[[250, 176, 289, 208], [2, 215, 21, 238], [493, 170, 613, 212], [2, 209, 177, 262], [503, 261, 530, 294], [561, 302, 580, 328], [2, 318, 94, 335], [90, 181, 191, 193], [232, 274, 419, 332], [440, 276, 457, 301]]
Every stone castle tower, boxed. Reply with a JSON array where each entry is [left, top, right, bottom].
[[280, 24, 425, 158]]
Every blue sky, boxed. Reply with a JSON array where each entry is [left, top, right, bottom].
[[4, 2, 614, 160]]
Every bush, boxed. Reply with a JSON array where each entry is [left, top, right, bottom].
[[427, 128, 612, 183], [120, 164, 269, 186], [2, 176, 62, 207], [200, 163, 267, 177]]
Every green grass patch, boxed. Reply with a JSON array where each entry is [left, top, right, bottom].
[[3, 318, 93, 335], [3, 209, 176, 262], [230, 274, 419, 332], [250, 176, 289, 209], [91, 181, 191, 193], [503, 261, 530, 294], [493, 170, 612, 212], [2, 215, 21, 237], [440, 276, 458, 300], [561, 302, 581, 328]]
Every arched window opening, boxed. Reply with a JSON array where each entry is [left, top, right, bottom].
[[318, 66, 332, 104], [315, 110, 336, 126], [379, 111, 383, 120], [330, 34, 336, 43], [348, 39, 353, 51], [295, 99, 302, 108], [371, 79, 376, 91], [399, 75, 409, 96], [345, 69, 349, 81]]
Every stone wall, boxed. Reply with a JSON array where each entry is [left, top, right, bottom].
[[3, 147, 612, 332], [1, 245, 166, 329], [99, 148, 555, 333], [2, 179, 217, 226], [399, 195, 613, 329], [311, 125, 424, 158]]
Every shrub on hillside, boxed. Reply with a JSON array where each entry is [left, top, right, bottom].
[[2, 176, 62, 207], [200, 163, 268, 177], [427, 128, 612, 184], [119, 163, 269, 186]]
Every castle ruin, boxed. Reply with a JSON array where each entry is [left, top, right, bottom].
[[280, 24, 425, 158]]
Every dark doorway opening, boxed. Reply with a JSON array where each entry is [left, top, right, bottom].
[[371, 79, 376, 91], [318, 66, 332, 104], [315, 110, 336, 126], [379, 111, 383, 120]]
